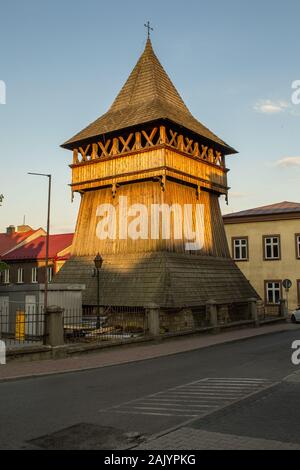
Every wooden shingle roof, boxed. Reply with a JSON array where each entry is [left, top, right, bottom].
[[53, 252, 258, 307], [62, 39, 236, 154]]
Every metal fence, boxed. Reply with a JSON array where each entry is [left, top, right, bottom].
[[63, 305, 147, 343], [0, 301, 45, 348], [0, 297, 286, 351]]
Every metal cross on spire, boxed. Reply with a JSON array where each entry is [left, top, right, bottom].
[[144, 21, 153, 39]]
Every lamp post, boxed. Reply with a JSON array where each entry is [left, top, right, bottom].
[[94, 253, 103, 329], [28, 173, 52, 313]]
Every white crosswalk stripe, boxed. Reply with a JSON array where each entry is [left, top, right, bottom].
[[106, 378, 274, 417]]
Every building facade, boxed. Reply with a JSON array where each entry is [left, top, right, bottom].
[[224, 201, 300, 311]]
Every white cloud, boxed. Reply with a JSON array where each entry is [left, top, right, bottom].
[[275, 156, 300, 167], [253, 99, 289, 114]]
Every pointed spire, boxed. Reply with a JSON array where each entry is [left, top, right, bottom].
[[62, 39, 235, 154], [109, 37, 189, 114]]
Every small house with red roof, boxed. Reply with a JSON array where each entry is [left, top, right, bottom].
[[0, 225, 46, 257], [1, 232, 73, 285]]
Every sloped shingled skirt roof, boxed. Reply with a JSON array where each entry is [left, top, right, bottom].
[[53, 252, 258, 307]]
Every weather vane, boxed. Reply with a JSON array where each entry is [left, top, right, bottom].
[[144, 21, 153, 39]]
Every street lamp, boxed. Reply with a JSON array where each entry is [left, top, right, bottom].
[[94, 253, 103, 329], [28, 172, 52, 313]]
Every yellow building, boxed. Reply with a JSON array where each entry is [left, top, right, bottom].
[[224, 201, 300, 311]]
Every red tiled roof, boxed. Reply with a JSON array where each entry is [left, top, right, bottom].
[[223, 201, 300, 219], [0, 230, 35, 256], [2, 233, 74, 261]]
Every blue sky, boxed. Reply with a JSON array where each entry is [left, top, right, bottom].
[[0, 0, 299, 233]]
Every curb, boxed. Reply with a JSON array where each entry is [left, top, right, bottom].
[[0, 323, 298, 384]]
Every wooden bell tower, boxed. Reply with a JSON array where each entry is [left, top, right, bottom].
[[55, 37, 257, 308]]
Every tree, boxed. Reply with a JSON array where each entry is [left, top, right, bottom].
[[0, 261, 8, 271], [0, 194, 3, 206]]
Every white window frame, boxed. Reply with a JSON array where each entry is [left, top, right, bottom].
[[3, 269, 9, 284], [266, 281, 281, 304], [47, 266, 53, 283], [31, 267, 38, 283], [233, 238, 248, 260], [17, 268, 24, 284], [264, 236, 280, 260]]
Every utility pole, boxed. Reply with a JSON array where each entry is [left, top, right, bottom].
[[28, 173, 52, 312]]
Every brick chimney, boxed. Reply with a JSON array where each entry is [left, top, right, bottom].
[[6, 225, 16, 235]]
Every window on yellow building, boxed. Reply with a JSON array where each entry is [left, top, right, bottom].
[[263, 235, 280, 260], [265, 281, 281, 304], [296, 234, 300, 259], [232, 238, 248, 260]]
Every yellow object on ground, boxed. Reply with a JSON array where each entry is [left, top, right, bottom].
[[15, 311, 25, 341]]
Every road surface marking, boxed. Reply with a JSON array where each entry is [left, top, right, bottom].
[[100, 377, 274, 418]]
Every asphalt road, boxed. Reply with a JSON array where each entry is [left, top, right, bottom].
[[0, 328, 300, 449]]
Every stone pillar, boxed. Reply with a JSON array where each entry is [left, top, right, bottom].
[[248, 298, 259, 326], [279, 299, 288, 318], [145, 303, 160, 337], [206, 300, 219, 332], [45, 306, 64, 346]]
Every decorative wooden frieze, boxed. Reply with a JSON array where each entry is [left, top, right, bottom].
[[91, 143, 99, 160], [134, 132, 142, 150], [71, 125, 225, 169], [159, 125, 166, 144], [73, 148, 79, 164], [79, 144, 90, 162]]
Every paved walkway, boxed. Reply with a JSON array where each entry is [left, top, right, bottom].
[[137, 427, 300, 450], [0, 323, 298, 382]]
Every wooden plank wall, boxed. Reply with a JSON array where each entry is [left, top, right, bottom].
[[71, 180, 230, 258]]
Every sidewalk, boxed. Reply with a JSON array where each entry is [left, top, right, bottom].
[[0, 323, 299, 382], [137, 427, 300, 450]]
